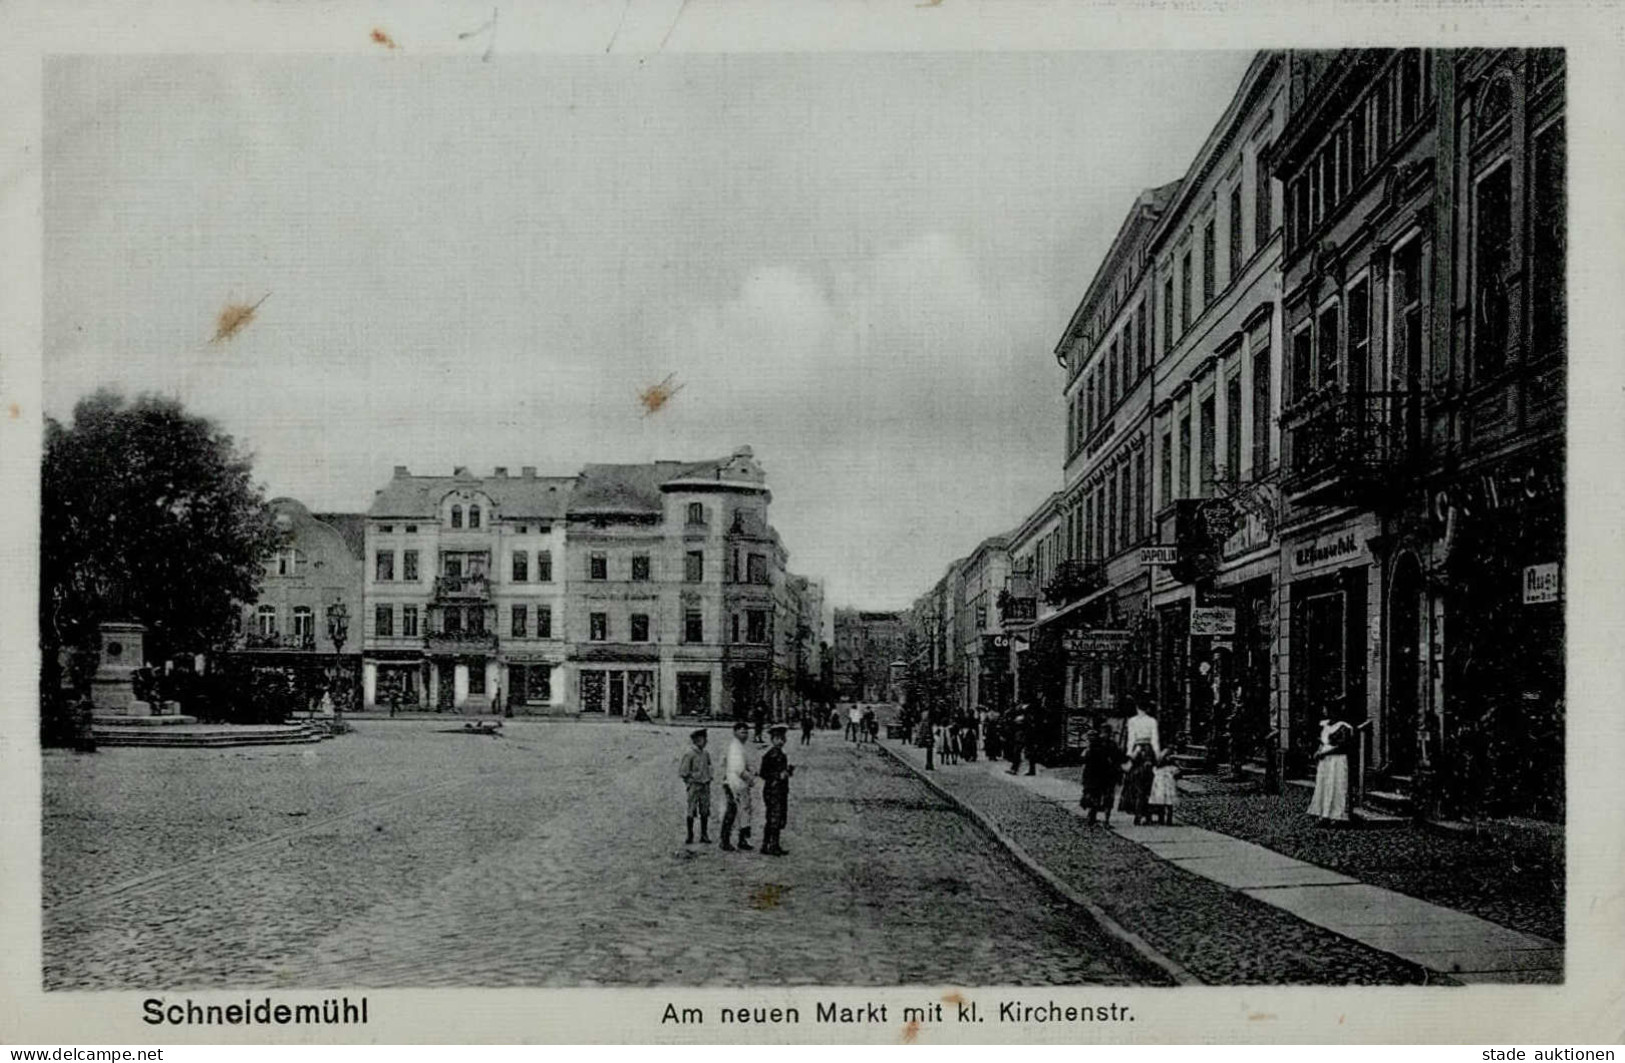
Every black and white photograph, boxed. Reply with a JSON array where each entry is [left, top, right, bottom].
[[5, 2, 1622, 1046]]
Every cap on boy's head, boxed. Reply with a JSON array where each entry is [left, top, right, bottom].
[[690, 729, 707, 742], [733, 720, 750, 731], [769, 725, 788, 738]]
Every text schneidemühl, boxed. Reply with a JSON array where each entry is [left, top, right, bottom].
[[661, 999, 1131, 1025], [142, 997, 368, 1027]]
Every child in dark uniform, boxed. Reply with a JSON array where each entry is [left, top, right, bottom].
[[758, 725, 796, 856]]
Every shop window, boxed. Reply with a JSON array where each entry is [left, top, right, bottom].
[[402, 606, 419, 637], [512, 550, 528, 582], [677, 673, 710, 716], [375, 605, 394, 638], [403, 549, 418, 582], [1473, 163, 1514, 380], [590, 612, 607, 642], [580, 671, 606, 713], [631, 613, 650, 642]]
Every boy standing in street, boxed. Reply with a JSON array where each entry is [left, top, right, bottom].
[[759, 725, 795, 856], [720, 720, 756, 851], [678, 728, 713, 845]]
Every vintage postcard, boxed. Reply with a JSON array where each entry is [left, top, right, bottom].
[[2, 0, 1622, 1047]]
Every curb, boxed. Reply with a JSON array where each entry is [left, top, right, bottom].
[[876, 740, 1202, 987]]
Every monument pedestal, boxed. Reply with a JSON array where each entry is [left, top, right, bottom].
[[87, 622, 196, 724]]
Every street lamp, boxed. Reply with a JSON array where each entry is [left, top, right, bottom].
[[326, 600, 349, 728]]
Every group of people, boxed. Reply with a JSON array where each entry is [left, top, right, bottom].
[[844, 704, 880, 743], [676, 720, 796, 856], [1078, 702, 1181, 827]]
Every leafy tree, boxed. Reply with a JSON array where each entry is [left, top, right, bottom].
[[41, 390, 283, 668]]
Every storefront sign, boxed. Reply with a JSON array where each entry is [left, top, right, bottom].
[[1221, 485, 1280, 560], [1140, 546, 1181, 566], [1431, 454, 1563, 528], [1189, 607, 1237, 636], [1062, 630, 1134, 659], [983, 634, 1010, 653], [1522, 563, 1561, 604], [1290, 530, 1364, 574]]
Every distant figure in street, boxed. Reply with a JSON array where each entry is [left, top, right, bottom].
[[1306, 717, 1355, 826], [938, 719, 958, 765], [1079, 722, 1123, 826], [1005, 709, 1026, 775], [678, 728, 713, 844], [1119, 700, 1162, 825], [847, 704, 862, 742], [1022, 708, 1041, 776], [983, 710, 1003, 762], [916, 709, 935, 770], [1148, 748, 1180, 825], [862, 706, 878, 744], [960, 717, 978, 762], [720, 721, 757, 851], [387, 685, 401, 718], [800, 710, 815, 746], [759, 725, 795, 856]]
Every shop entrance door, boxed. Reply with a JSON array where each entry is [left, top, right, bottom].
[[1386, 556, 1422, 776], [1292, 589, 1345, 773], [608, 671, 626, 716], [437, 662, 455, 711]]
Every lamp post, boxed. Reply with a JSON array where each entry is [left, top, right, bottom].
[[326, 600, 349, 728]]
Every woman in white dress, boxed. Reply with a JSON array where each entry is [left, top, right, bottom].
[[1306, 718, 1355, 825], [1118, 701, 1161, 825]]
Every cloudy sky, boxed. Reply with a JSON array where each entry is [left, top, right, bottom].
[[44, 51, 1253, 610]]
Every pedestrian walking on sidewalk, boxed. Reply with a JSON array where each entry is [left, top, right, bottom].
[[759, 726, 795, 856], [678, 728, 714, 844], [1079, 722, 1123, 825], [1148, 749, 1180, 825], [800, 710, 815, 746], [862, 706, 878, 744], [720, 721, 757, 851], [1306, 717, 1355, 826], [1005, 708, 1027, 775], [939, 720, 958, 765], [960, 716, 978, 762], [1022, 709, 1042, 775], [847, 704, 862, 742], [1119, 700, 1161, 825], [984, 709, 1003, 762]]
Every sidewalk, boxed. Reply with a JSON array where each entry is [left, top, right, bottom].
[[882, 741, 1561, 986]]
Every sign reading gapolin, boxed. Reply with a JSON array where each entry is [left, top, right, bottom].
[[1139, 546, 1180, 566]]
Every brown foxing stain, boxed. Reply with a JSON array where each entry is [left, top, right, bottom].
[[900, 1019, 921, 1043], [941, 991, 965, 1006], [371, 28, 399, 49], [212, 294, 270, 343], [1247, 1012, 1277, 1021], [748, 883, 787, 910], [638, 373, 685, 416], [7, 403, 19, 420]]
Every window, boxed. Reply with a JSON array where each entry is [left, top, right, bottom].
[[1106, 473, 1118, 555], [450, 505, 463, 529], [747, 610, 767, 644], [684, 610, 703, 644], [1337, 128, 1350, 204], [1123, 318, 1135, 383], [1108, 343, 1119, 408], [379, 525, 393, 534], [590, 552, 607, 581], [1226, 376, 1243, 482], [747, 553, 767, 584], [1394, 240, 1425, 390], [274, 548, 304, 577], [293, 606, 313, 642], [508, 550, 526, 582], [1399, 49, 1422, 129], [1135, 302, 1148, 376], [375, 605, 394, 637], [1084, 495, 1095, 559], [405, 525, 417, 534], [511, 605, 527, 638], [1229, 188, 1243, 280], [1531, 120, 1566, 355], [468, 666, 485, 695], [1252, 341, 1272, 474], [1292, 326, 1314, 402], [631, 554, 650, 581], [687, 502, 705, 525], [1163, 276, 1175, 353], [1347, 280, 1371, 392], [468, 505, 482, 530], [537, 550, 552, 583], [1067, 399, 1076, 455], [443, 606, 463, 633], [1135, 449, 1147, 540], [685, 550, 704, 583], [1087, 374, 1097, 432], [631, 613, 650, 642], [1351, 109, 1367, 187], [1255, 145, 1273, 248], [1473, 164, 1514, 380], [467, 606, 486, 634], [1375, 76, 1391, 153], [403, 549, 418, 582], [1160, 431, 1173, 507], [402, 605, 419, 637], [1094, 486, 1105, 558], [590, 612, 607, 641], [732, 613, 741, 644], [538, 606, 552, 639], [1202, 220, 1216, 305], [1120, 467, 1132, 546], [1318, 304, 1340, 390], [517, 525, 528, 534], [1199, 395, 1217, 497], [1180, 250, 1192, 333], [375, 551, 394, 582], [1179, 415, 1192, 498], [256, 604, 277, 636]]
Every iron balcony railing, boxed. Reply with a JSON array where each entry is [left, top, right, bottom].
[[1283, 389, 1422, 501], [242, 631, 317, 651], [1042, 559, 1107, 607], [425, 628, 498, 652], [434, 574, 490, 599]]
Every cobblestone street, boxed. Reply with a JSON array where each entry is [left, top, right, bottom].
[[43, 722, 1168, 989]]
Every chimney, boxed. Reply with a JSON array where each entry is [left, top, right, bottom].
[[393, 465, 409, 478], [494, 467, 509, 478], [454, 465, 470, 477], [522, 466, 537, 478]]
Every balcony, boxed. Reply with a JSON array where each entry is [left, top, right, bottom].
[[241, 632, 317, 652], [1042, 560, 1107, 607], [1283, 390, 1421, 507], [434, 574, 490, 600], [425, 628, 498, 654]]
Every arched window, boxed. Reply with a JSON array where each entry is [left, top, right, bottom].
[[257, 605, 277, 636], [469, 504, 482, 529], [451, 504, 463, 529]]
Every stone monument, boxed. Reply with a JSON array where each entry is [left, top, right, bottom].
[[90, 621, 147, 714]]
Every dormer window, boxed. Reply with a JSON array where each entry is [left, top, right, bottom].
[[451, 504, 463, 529]]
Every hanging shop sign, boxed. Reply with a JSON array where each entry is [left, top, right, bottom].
[[1003, 597, 1037, 622], [1140, 546, 1181, 566], [1189, 606, 1237, 636], [1062, 630, 1134, 659], [983, 634, 1011, 654], [1221, 484, 1281, 560], [1522, 563, 1561, 604]]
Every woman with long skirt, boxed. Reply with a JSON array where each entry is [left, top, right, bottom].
[[1118, 701, 1161, 826], [1306, 718, 1355, 826]]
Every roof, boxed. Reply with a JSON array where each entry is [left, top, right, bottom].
[[311, 512, 368, 560], [570, 448, 767, 515], [367, 472, 576, 519]]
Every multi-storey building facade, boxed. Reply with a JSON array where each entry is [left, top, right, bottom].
[[833, 609, 907, 703], [362, 465, 574, 711], [1001, 493, 1058, 707], [955, 535, 1011, 713], [1146, 51, 1289, 760], [231, 497, 364, 702]]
